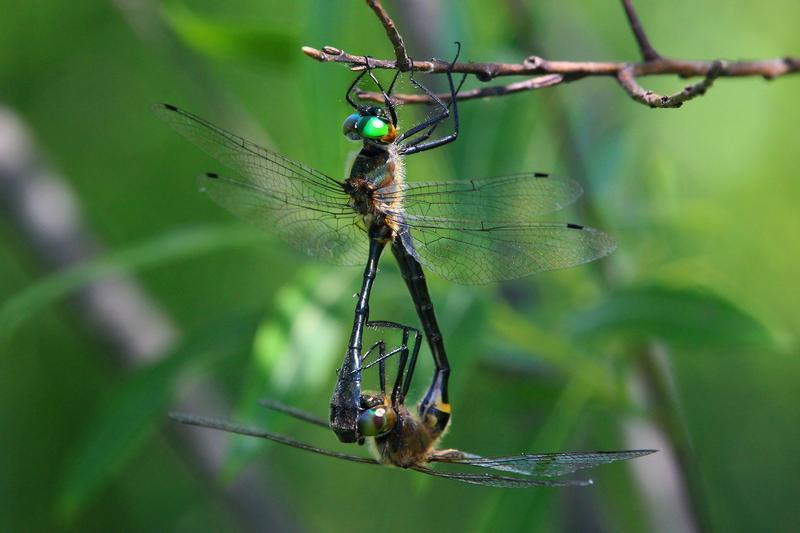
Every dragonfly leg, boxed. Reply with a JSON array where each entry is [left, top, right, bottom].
[[355, 339, 388, 393], [396, 42, 462, 154], [365, 320, 421, 404], [363, 56, 399, 125], [359, 339, 386, 365], [404, 73, 467, 148], [345, 68, 369, 110]]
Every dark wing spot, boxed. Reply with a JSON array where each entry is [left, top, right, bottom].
[[567, 223, 584, 230], [206, 172, 220, 179], [163, 103, 178, 111], [534, 172, 549, 178]]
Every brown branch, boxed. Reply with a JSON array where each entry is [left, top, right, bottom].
[[365, 0, 411, 70], [358, 74, 566, 103], [617, 60, 723, 108], [302, 1, 797, 109], [303, 46, 799, 108], [621, 0, 661, 61]]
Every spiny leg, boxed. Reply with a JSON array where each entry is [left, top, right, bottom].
[[405, 73, 467, 148], [345, 68, 369, 109], [363, 56, 399, 125], [397, 42, 462, 154], [366, 320, 421, 404]]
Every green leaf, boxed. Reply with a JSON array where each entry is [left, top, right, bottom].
[[222, 266, 352, 479], [55, 310, 263, 524], [569, 284, 775, 350], [161, 4, 298, 66], [0, 224, 263, 347]]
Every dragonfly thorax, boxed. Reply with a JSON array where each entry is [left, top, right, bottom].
[[343, 177, 374, 216], [372, 402, 438, 468]]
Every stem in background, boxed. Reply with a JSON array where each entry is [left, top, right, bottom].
[[636, 342, 712, 532], [0, 71, 296, 533], [493, 1, 711, 530], [621, 0, 662, 61]]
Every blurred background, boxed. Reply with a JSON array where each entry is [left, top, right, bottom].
[[1, 0, 797, 531]]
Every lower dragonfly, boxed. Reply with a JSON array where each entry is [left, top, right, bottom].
[[154, 45, 616, 444], [171, 321, 655, 487]]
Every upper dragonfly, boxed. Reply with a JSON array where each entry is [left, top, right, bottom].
[[154, 47, 615, 443]]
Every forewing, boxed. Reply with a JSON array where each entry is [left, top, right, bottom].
[[411, 466, 589, 488], [199, 173, 367, 265], [380, 172, 583, 222], [154, 104, 366, 265], [429, 449, 655, 477], [258, 398, 330, 429], [169, 412, 379, 465], [394, 221, 616, 284]]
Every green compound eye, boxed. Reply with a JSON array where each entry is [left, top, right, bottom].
[[357, 116, 389, 139], [357, 405, 394, 437]]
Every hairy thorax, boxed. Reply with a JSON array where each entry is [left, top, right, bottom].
[[344, 143, 404, 237]]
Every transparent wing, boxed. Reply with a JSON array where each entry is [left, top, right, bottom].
[[393, 220, 616, 284], [199, 172, 368, 265], [154, 104, 367, 265], [411, 466, 588, 488], [169, 412, 379, 465], [380, 172, 583, 222], [429, 449, 655, 477], [258, 398, 330, 429]]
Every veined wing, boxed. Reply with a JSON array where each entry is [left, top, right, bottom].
[[154, 104, 367, 265], [379, 173, 583, 223], [199, 172, 367, 264], [429, 449, 656, 478], [169, 412, 379, 465], [393, 220, 616, 284], [411, 466, 588, 488], [258, 398, 330, 429]]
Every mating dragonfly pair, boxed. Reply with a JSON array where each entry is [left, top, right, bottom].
[[157, 46, 654, 487]]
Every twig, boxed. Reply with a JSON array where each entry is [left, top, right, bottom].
[[617, 61, 723, 108], [621, 0, 661, 61], [304, 46, 799, 107], [365, 74, 566, 103], [365, 0, 411, 70], [302, 0, 799, 110]]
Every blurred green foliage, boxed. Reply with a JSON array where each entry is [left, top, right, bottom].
[[0, 0, 797, 532]]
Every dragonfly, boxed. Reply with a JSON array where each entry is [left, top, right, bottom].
[[154, 45, 616, 444], [171, 321, 655, 488]]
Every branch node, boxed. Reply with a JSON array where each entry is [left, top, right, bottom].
[[524, 55, 545, 69], [322, 45, 342, 56]]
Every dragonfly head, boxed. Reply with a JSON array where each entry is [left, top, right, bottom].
[[342, 106, 397, 144], [357, 393, 396, 438]]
